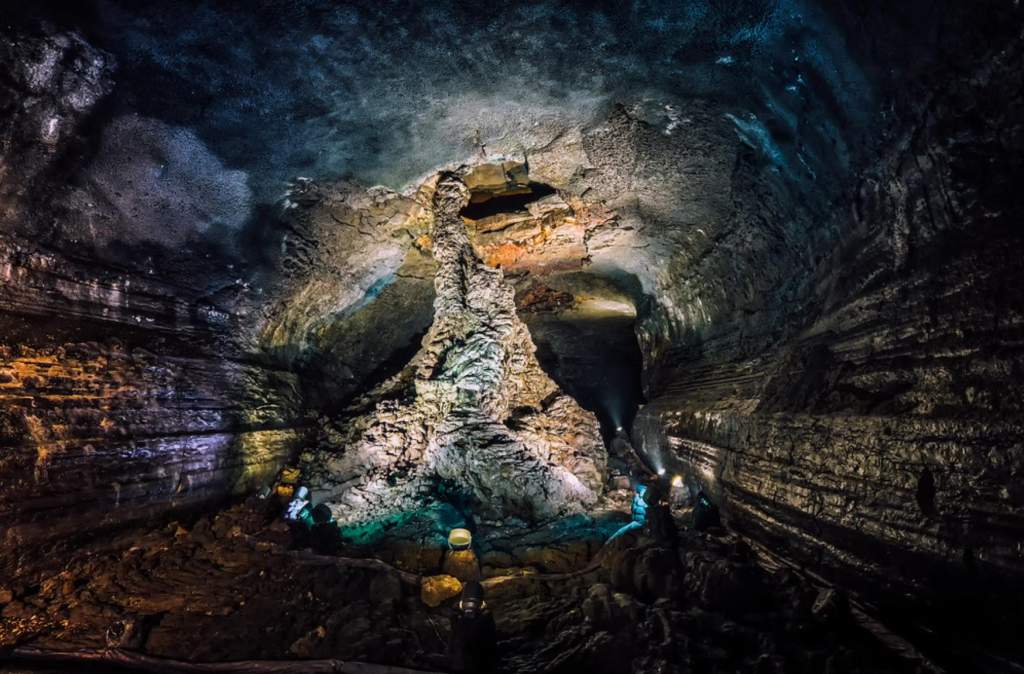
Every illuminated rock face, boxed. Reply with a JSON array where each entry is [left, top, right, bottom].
[[634, 39, 1024, 591], [303, 174, 606, 525], [0, 32, 307, 577]]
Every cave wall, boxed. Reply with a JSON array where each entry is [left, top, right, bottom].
[[0, 30, 309, 579], [3, 0, 1023, 604], [636, 28, 1024, 592], [0, 232, 309, 578], [252, 177, 440, 412]]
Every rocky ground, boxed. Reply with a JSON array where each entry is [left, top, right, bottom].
[[0, 494, 923, 674]]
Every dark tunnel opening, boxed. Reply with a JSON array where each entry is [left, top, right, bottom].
[[459, 182, 557, 220], [524, 309, 645, 443]]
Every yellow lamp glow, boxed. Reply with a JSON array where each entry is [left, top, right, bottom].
[[448, 528, 472, 549]]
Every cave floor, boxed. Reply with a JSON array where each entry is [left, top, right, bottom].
[[1, 498, 922, 674]]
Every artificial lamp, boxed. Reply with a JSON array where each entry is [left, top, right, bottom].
[[448, 528, 473, 550]]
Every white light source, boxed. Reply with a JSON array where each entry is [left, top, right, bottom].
[[657, 468, 666, 476], [577, 297, 637, 317]]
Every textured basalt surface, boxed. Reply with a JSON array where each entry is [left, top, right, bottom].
[[632, 20, 1024, 670], [0, 225, 308, 579], [0, 29, 310, 579], [302, 175, 607, 525], [1, 2, 1023, 672], [635, 28, 1024, 584]]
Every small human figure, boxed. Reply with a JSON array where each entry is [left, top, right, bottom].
[[285, 486, 313, 525], [644, 477, 677, 545], [631, 483, 650, 524], [607, 481, 651, 543], [309, 503, 342, 554], [449, 580, 497, 673], [311, 503, 333, 525], [669, 475, 689, 508], [610, 427, 650, 479], [693, 490, 721, 531]]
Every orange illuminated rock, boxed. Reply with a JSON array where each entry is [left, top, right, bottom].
[[484, 240, 528, 268], [463, 161, 529, 201], [420, 574, 462, 608]]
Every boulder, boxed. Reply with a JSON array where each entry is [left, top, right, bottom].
[[420, 574, 463, 608]]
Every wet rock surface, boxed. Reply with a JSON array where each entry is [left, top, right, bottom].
[[0, 234, 309, 579], [0, 26, 312, 579]]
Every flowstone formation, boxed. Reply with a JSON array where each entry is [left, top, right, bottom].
[[303, 174, 607, 525]]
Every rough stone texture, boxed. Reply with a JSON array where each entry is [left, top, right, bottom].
[[0, 502, 920, 674], [0, 503, 432, 665], [633, 23, 1024, 662], [59, 113, 255, 248], [0, 30, 112, 227], [303, 175, 606, 525], [33, 1, 878, 199], [253, 177, 438, 408], [0, 31, 307, 580], [0, 233, 308, 579], [2, 4, 1024, 671]]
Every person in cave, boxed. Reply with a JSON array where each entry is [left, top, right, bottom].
[[607, 481, 648, 542], [693, 490, 721, 532], [632, 482, 650, 523], [283, 487, 343, 553], [448, 580, 497, 673], [285, 486, 314, 526], [308, 503, 343, 554], [642, 477, 678, 546], [607, 477, 674, 543], [610, 427, 652, 480]]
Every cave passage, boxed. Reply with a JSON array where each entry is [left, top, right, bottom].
[[3, 3, 1023, 673], [523, 304, 644, 441]]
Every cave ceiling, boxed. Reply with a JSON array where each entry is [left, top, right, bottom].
[[6, 0, 900, 395]]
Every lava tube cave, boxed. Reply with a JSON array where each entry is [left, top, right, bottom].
[[2, 2, 1024, 673]]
